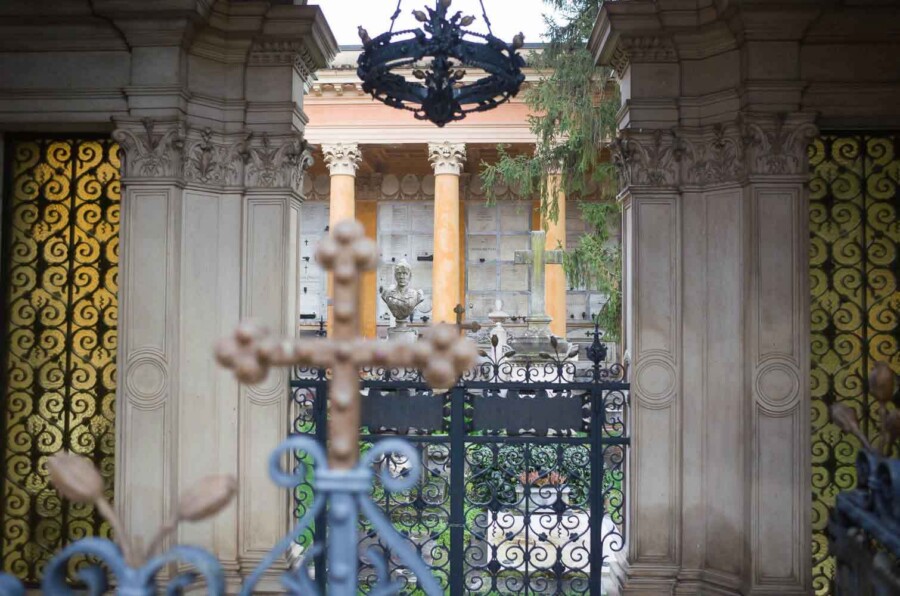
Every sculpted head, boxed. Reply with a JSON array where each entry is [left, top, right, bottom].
[[394, 259, 412, 288]]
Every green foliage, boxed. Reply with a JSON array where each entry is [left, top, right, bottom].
[[479, 0, 622, 340]]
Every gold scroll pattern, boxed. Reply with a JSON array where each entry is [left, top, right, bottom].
[[1, 139, 120, 583], [809, 133, 899, 594]]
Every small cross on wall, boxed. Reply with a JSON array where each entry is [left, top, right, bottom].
[[215, 219, 477, 469]]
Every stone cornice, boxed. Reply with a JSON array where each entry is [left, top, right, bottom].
[[321, 143, 362, 177], [428, 142, 467, 176], [112, 118, 313, 193], [611, 113, 818, 191]]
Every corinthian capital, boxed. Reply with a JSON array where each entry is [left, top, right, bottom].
[[428, 142, 467, 176], [322, 142, 362, 177]]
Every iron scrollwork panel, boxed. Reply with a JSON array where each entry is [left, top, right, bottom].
[[0, 138, 120, 584], [809, 133, 900, 594]]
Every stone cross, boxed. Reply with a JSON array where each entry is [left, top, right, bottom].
[[215, 219, 476, 470], [514, 230, 563, 320]]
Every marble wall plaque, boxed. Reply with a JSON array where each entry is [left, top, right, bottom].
[[467, 296, 494, 320], [567, 293, 588, 322], [499, 263, 528, 291], [500, 202, 530, 232], [468, 263, 498, 291], [468, 204, 497, 233], [412, 235, 434, 261], [499, 235, 530, 261], [382, 234, 409, 262], [301, 203, 329, 232], [588, 293, 608, 316], [410, 203, 434, 231], [411, 264, 433, 288], [468, 235, 497, 262]]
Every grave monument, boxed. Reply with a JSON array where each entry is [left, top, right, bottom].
[[380, 258, 425, 342]]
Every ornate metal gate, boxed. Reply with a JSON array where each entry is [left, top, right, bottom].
[[809, 133, 900, 593], [291, 332, 629, 595], [0, 137, 120, 583]]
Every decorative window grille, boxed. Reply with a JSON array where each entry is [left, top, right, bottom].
[[0, 137, 120, 584], [809, 133, 900, 594]]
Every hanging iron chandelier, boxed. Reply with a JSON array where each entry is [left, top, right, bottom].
[[357, 0, 526, 127]]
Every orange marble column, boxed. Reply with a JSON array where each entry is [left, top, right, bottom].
[[322, 143, 362, 334], [428, 142, 466, 324], [356, 201, 378, 338], [543, 171, 567, 337]]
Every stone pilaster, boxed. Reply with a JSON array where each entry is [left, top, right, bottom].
[[428, 142, 466, 323], [610, 114, 815, 595], [113, 119, 313, 589]]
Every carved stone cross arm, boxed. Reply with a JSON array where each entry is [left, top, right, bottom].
[[215, 219, 477, 470]]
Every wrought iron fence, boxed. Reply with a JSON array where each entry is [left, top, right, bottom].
[[291, 329, 629, 595]]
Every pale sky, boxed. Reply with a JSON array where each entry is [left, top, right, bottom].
[[316, 0, 554, 47]]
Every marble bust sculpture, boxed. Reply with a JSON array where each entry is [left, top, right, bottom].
[[380, 259, 424, 341]]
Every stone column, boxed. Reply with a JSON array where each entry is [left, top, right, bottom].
[[113, 120, 312, 588], [610, 116, 816, 595], [322, 143, 362, 334], [428, 142, 466, 324], [543, 169, 567, 337]]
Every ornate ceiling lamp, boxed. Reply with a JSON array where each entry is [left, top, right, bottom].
[[357, 0, 526, 127]]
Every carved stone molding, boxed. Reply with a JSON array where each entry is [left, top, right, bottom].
[[322, 142, 362, 177], [609, 36, 677, 78], [428, 142, 467, 176], [612, 114, 819, 192], [113, 118, 185, 179]]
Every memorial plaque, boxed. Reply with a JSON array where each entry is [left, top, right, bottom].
[[567, 293, 588, 322], [499, 235, 529, 261], [412, 235, 434, 261], [468, 203, 497, 233], [301, 203, 329, 233], [499, 263, 528, 291], [499, 202, 530, 232], [410, 203, 434, 231], [467, 235, 497, 262], [467, 263, 497, 291], [411, 264, 433, 289], [381, 234, 409, 262], [467, 295, 496, 320]]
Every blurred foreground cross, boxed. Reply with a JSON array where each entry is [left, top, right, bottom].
[[216, 219, 477, 469]]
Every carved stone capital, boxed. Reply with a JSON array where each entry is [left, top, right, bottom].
[[322, 142, 362, 177], [428, 142, 467, 176], [739, 113, 818, 177], [181, 128, 251, 187], [112, 118, 185, 179], [245, 133, 313, 193], [611, 114, 819, 192]]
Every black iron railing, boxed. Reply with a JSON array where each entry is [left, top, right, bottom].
[[291, 329, 629, 595]]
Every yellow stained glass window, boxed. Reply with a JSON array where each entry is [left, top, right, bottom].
[[809, 133, 900, 594], [0, 138, 119, 583]]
